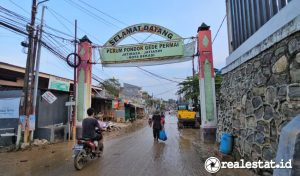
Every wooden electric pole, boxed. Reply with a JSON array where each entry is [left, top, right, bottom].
[[22, 0, 37, 143]]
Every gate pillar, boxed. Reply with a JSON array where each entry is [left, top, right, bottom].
[[197, 23, 217, 141], [77, 36, 92, 122]]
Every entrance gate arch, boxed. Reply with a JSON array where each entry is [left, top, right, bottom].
[[100, 23, 195, 67], [74, 23, 217, 142]]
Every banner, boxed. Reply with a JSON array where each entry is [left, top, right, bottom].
[[0, 98, 20, 119], [101, 40, 183, 63], [100, 23, 196, 67], [100, 41, 195, 67]]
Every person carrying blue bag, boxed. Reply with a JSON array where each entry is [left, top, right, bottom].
[[159, 112, 167, 141], [159, 128, 167, 141], [152, 110, 162, 142]]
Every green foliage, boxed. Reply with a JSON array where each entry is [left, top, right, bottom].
[[215, 71, 222, 96], [177, 70, 222, 106], [177, 76, 199, 103], [160, 103, 166, 111], [102, 78, 121, 97]]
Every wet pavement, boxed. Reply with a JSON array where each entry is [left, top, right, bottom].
[[0, 114, 254, 176]]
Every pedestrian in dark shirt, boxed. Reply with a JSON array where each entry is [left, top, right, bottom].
[[82, 108, 103, 153], [152, 111, 162, 142]]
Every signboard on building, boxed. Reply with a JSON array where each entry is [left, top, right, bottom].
[[42, 91, 57, 104], [48, 76, 70, 92], [0, 98, 20, 119]]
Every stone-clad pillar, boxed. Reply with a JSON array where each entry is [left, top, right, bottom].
[[77, 36, 92, 121], [197, 23, 217, 141]]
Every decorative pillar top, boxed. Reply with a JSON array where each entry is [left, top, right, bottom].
[[198, 23, 210, 32], [79, 35, 92, 43]]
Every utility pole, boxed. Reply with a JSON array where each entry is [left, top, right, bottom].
[[22, 0, 37, 144], [72, 20, 77, 143], [31, 5, 46, 141]]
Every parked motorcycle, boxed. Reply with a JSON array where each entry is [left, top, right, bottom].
[[73, 129, 103, 170]]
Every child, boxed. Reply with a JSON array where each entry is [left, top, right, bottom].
[[160, 112, 165, 129], [148, 117, 152, 127]]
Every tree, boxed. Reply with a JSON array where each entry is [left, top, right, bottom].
[[177, 76, 199, 108], [101, 78, 121, 97], [214, 71, 222, 97], [177, 69, 222, 109]]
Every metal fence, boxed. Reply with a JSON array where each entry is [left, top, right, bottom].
[[227, 0, 292, 52]]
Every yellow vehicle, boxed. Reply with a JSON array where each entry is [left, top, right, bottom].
[[177, 103, 200, 129]]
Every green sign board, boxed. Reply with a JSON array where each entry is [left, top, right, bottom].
[[101, 40, 184, 64], [48, 76, 70, 92], [104, 23, 182, 47]]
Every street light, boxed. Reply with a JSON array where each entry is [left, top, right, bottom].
[[37, 0, 49, 6]]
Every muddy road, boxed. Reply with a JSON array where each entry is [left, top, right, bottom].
[[0, 115, 220, 176]]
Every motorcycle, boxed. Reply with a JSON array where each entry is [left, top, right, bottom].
[[73, 129, 104, 170]]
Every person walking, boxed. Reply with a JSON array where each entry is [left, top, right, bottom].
[[160, 112, 165, 129], [152, 111, 162, 142], [148, 117, 152, 127]]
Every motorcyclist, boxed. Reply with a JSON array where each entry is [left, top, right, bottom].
[[82, 108, 103, 153]]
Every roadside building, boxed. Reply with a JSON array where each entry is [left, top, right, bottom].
[[0, 62, 73, 145], [0, 62, 113, 145], [118, 83, 145, 122], [91, 87, 114, 121]]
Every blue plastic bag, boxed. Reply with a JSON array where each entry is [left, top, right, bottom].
[[159, 130, 167, 141]]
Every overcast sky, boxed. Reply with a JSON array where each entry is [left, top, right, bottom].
[[0, 0, 228, 100]]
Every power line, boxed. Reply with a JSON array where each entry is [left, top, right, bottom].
[[0, 20, 27, 36], [8, 0, 32, 17], [136, 67, 162, 82], [7, 0, 41, 23], [43, 31, 74, 42], [76, 0, 128, 27], [47, 7, 73, 34], [43, 34, 71, 55], [137, 67, 180, 84], [92, 65, 111, 79], [212, 14, 226, 44], [74, 0, 164, 44], [64, 0, 141, 43], [46, 7, 103, 44], [0, 14, 27, 27], [44, 25, 74, 38], [154, 88, 175, 96], [142, 83, 169, 88], [0, 5, 30, 22], [0, 5, 74, 41], [0, 14, 104, 84], [64, 0, 121, 29]]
